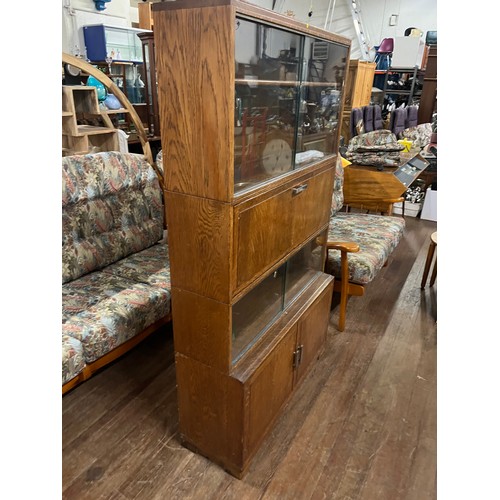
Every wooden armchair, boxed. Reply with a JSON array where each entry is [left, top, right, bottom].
[[326, 156, 406, 331]]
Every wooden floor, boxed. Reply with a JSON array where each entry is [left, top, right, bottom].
[[62, 215, 437, 500]]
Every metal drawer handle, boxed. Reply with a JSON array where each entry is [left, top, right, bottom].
[[292, 183, 308, 196]]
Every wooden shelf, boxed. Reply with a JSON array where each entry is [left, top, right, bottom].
[[75, 125, 116, 136], [101, 108, 129, 115], [62, 85, 119, 155], [235, 78, 339, 87]]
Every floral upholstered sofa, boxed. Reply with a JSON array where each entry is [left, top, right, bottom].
[[62, 152, 171, 393]]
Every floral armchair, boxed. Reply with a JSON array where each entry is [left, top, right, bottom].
[[326, 156, 406, 331]]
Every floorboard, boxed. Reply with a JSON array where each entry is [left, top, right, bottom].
[[62, 215, 437, 500]]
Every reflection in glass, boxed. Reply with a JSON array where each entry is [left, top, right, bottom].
[[234, 18, 302, 192], [232, 230, 327, 363], [233, 18, 349, 193], [235, 83, 299, 188], [232, 264, 285, 362], [284, 230, 326, 308], [294, 37, 348, 168]]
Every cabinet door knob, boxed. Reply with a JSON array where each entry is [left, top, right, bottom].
[[292, 183, 308, 196]]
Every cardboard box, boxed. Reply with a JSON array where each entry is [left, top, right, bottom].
[[391, 37, 426, 68], [393, 201, 422, 217], [420, 188, 437, 221]]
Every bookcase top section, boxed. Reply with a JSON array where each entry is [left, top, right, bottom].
[[152, 0, 351, 47]]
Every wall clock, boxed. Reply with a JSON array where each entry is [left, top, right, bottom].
[[261, 136, 293, 175]]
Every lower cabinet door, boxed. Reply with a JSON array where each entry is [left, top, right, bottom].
[[294, 280, 333, 384], [245, 324, 297, 456]]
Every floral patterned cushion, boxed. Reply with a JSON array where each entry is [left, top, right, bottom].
[[346, 129, 404, 167], [62, 152, 164, 284], [331, 155, 344, 217], [327, 213, 405, 285], [102, 242, 170, 289], [62, 270, 171, 363], [398, 123, 433, 148], [62, 334, 85, 385]]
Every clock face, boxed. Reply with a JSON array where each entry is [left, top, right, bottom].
[[262, 138, 292, 175]]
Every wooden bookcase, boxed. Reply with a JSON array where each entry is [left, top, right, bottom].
[[340, 59, 376, 143], [153, 0, 350, 478]]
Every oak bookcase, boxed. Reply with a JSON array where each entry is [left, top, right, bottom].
[[153, 0, 350, 477]]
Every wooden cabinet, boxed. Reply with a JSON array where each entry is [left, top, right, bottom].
[[344, 60, 376, 110], [137, 31, 161, 139], [138, 2, 154, 30], [340, 60, 376, 143], [418, 45, 437, 124], [153, 0, 350, 477], [62, 86, 119, 156]]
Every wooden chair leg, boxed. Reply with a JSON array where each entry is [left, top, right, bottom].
[[421, 240, 436, 289], [430, 259, 437, 287]]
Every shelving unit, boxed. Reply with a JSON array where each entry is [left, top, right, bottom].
[[88, 61, 148, 135], [153, 0, 350, 478], [62, 86, 119, 156], [379, 66, 424, 107], [62, 53, 156, 168]]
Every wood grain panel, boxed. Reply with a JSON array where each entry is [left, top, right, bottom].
[[349, 61, 376, 109], [343, 165, 407, 202], [245, 325, 296, 456], [153, 6, 234, 201], [236, 188, 292, 287], [171, 287, 231, 373], [153, 0, 233, 10], [291, 168, 335, 248], [295, 281, 333, 384], [175, 354, 245, 473], [165, 191, 232, 302], [153, 0, 351, 47], [235, 168, 334, 291]]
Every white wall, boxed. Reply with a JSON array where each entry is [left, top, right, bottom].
[[62, 0, 436, 61], [363, 0, 437, 47], [62, 0, 133, 56]]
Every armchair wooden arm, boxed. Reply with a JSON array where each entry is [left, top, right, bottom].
[[326, 241, 360, 253], [325, 241, 359, 332]]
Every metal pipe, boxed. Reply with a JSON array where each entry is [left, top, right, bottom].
[[328, 0, 337, 31], [324, 0, 333, 30]]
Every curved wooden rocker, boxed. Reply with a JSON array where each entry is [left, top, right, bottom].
[[62, 52, 163, 190]]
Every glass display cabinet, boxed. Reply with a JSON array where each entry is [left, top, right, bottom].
[[138, 31, 161, 138], [234, 17, 347, 192], [153, 0, 350, 478], [83, 25, 146, 63]]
